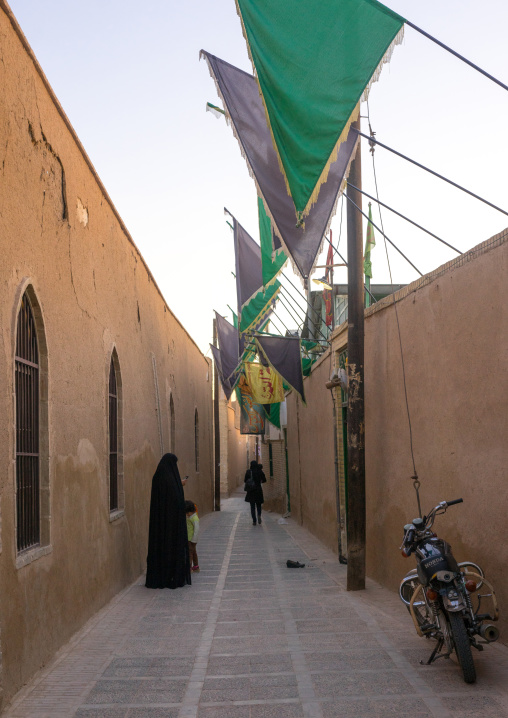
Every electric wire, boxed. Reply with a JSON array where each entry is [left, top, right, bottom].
[[366, 104, 418, 482], [347, 183, 462, 255], [354, 130, 508, 219], [406, 21, 508, 94], [278, 289, 305, 330], [344, 193, 423, 277], [324, 234, 378, 305]]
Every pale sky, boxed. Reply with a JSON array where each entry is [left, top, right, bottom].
[[7, 0, 508, 353]]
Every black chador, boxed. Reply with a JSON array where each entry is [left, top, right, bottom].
[[145, 453, 191, 589]]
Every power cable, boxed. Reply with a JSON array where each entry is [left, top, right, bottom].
[[354, 130, 508, 219], [366, 105, 419, 495], [344, 193, 423, 277], [406, 21, 508, 94], [347, 183, 462, 255]]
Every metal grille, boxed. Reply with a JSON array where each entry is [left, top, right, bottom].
[[15, 293, 40, 552], [109, 358, 118, 511]]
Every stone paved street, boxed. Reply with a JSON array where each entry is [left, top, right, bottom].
[[4, 491, 508, 718]]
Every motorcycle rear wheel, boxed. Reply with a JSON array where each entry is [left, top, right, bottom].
[[448, 611, 476, 684]]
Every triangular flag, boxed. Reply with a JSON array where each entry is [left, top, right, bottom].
[[210, 343, 234, 400], [258, 197, 286, 288], [215, 311, 240, 381], [233, 0, 404, 217], [255, 335, 305, 404], [244, 363, 285, 404], [202, 51, 359, 279], [232, 215, 281, 332]]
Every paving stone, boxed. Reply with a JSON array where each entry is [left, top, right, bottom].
[[312, 670, 416, 698], [5, 493, 508, 718], [127, 710, 179, 718], [443, 695, 508, 717], [320, 698, 433, 718], [74, 710, 127, 718]]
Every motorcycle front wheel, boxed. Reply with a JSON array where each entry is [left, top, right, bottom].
[[448, 612, 476, 684]]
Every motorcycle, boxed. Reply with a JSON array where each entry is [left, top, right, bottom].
[[399, 498, 499, 683]]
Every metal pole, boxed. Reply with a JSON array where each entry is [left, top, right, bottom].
[[212, 318, 221, 511], [346, 118, 366, 591]]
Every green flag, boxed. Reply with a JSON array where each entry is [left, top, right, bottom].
[[258, 197, 287, 288], [240, 280, 280, 333], [364, 203, 376, 307], [235, 0, 405, 218]]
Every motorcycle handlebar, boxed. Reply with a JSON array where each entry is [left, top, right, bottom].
[[446, 498, 463, 506]]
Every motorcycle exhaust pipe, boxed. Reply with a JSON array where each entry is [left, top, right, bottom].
[[478, 624, 500, 642]]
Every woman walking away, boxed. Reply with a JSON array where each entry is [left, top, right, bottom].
[[146, 453, 191, 589], [244, 460, 266, 525]]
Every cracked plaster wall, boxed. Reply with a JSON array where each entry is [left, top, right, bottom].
[[0, 3, 213, 708]]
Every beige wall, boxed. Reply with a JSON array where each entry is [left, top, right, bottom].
[[0, 3, 213, 708], [226, 403, 251, 494], [260, 434, 288, 515], [287, 228, 508, 640], [286, 355, 338, 551], [217, 389, 251, 497]]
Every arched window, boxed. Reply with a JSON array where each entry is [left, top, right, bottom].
[[15, 293, 40, 552], [169, 394, 175, 453], [194, 408, 199, 472], [108, 351, 123, 516], [109, 357, 118, 511]]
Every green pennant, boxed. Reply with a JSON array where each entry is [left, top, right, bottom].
[[263, 402, 281, 429], [240, 280, 280, 333], [235, 0, 405, 216], [258, 197, 287, 288]]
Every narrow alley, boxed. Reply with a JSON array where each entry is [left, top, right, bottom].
[[5, 492, 508, 718]]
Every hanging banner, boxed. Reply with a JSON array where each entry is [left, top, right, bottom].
[[256, 334, 305, 404], [237, 378, 265, 434], [232, 215, 281, 332], [215, 311, 240, 381], [210, 343, 234, 400], [233, 0, 404, 218], [201, 51, 359, 279], [258, 197, 286, 288], [244, 362, 285, 404], [263, 402, 281, 429]]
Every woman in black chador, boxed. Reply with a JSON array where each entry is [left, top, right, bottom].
[[145, 453, 191, 589], [244, 460, 266, 525]]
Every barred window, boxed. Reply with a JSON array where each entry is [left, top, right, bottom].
[[194, 409, 199, 472], [15, 293, 40, 552], [109, 357, 118, 512]]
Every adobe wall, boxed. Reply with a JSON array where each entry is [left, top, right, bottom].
[[226, 404, 250, 494], [286, 354, 338, 551], [0, 3, 213, 708], [287, 227, 508, 640], [361, 229, 508, 638]]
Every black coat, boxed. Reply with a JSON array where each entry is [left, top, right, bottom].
[[244, 464, 266, 504], [145, 453, 191, 589]]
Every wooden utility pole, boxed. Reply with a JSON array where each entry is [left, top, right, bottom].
[[212, 319, 221, 511], [346, 118, 366, 590]]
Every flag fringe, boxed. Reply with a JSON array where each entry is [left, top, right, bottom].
[[201, 51, 300, 279], [240, 285, 281, 334], [228, 10, 404, 219], [267, 132, 360, 289], [254, 337, 306, 406]]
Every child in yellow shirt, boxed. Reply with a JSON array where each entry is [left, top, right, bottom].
[[185, 500, 200, 572]]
